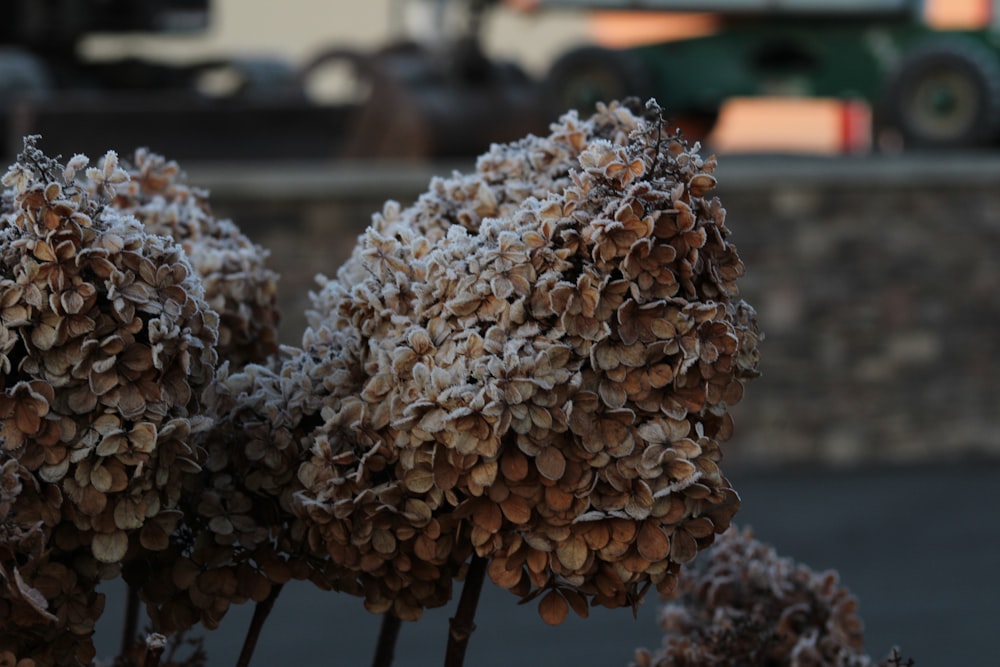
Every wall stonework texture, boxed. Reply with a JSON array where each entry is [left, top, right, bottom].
[[205, 159, 1000, 466]]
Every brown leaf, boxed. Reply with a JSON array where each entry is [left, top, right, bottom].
[[636, 522, 670, 562], [665, 458, 697, 482], [625, 481, 653, 520], [402, 498, 433, 524], [404, 467, 435, 494], [113, 497, 145, 530], [260, 557, 291, 584], [610, 518, 637, 544], [538, 589, 569, 625], [433, 451, 460, 491], [67, 386, 98, 413], [500, 449, 529, 482], [500, 495, 532, 525], [487, 558, 523, 590], [684, 516, 715, 539], [544, 486, 574, 513], [96, 432, 127, 457], [32, 240, 56, 262], [555, 535, 588, 571], [581, 522, 610, 550], [90, 465, 113, 492], [92, 530, 128, 563], [688, 173, 717, 197], [89, 369, 118, 396], [76, 483, 108, 516], [139, 520, 170, 551], [12, 567, 58, 622], [371, 529, 396, 555], [535, 446, 566, 481], [469, 460, 498, 490], [238, 564, 272, 602], [562, 588, 590, 619], [473, 502, 503, 534], [670, 528, 698, 564], [172, 559, 201, 590]]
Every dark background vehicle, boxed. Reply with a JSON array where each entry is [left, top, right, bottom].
[[536, 0, 1000, 149], [5, 0, 999, 160]]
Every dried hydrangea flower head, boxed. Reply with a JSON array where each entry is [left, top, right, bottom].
[[297, 101, 761, 623], [124, 347, 356, 634], [110, 149, 280, 368], [294, 320, 472, 620], [632, 527, 876, 667], [0, 457, 104, 667], [132, 288, 460, 632], [0, 138, 219, 662]]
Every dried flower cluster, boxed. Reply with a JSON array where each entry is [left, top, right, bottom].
[[75, 150, 288, 635], [107, 150, 289, 630], [632, 526, 895, 667], [1, 100, 769, 665], [295, 101, 760, 623], [0, 139, 219, 663], [110, 149, 280, 369], [123, 349, 348, 634]]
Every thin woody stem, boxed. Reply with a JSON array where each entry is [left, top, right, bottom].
[[235, 583, 284, 667], [143, 635, 166, 667], [371, 613, 403, 667], [443, 555, 488, 667], [120, 584, 141, 657]]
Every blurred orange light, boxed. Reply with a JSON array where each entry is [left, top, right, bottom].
[[711, 98, 871, 155], [504, 0, 542, 11], [924, 0, 991, 28], [588, 12, 718, 48]]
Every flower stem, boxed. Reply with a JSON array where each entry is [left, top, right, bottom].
[[121, 584, 140, 657], [143, 634, 167, 667], [235, 583, 284, 667], [371, 613, 402, 667], [444, 555, 487, 667]]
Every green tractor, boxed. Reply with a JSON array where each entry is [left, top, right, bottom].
[[535, 0, 1000, 149]]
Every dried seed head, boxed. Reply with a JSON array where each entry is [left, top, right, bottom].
[[111, 149, 280, 368], [0, 138, 220, 661], [644, 527, 875, 667], [296, 101, 761, 621], [0, 527, 106, 667], [123, 341, 365, 635]]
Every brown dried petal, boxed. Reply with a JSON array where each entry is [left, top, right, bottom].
[[555, 535, 588, 571], [92, 530, 128, 563], [538, 589, 569, 626], [12, 567, 59, 623], [669, 528, 698, 564], [535, 447, 566, 481], [636, 522, 671, 562]]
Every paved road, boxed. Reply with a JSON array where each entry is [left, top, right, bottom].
[[94, 460, 1000, 666]]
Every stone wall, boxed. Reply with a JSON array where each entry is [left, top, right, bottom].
[[195, 156, 1000, 466], [718, 162, 1000, 465]]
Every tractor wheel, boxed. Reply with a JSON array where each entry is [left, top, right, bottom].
[[882, 41, 1000, 149], [543, 46, 653, 118]]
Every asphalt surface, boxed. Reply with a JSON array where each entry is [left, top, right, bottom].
[[91, 460, 1000, 666]]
